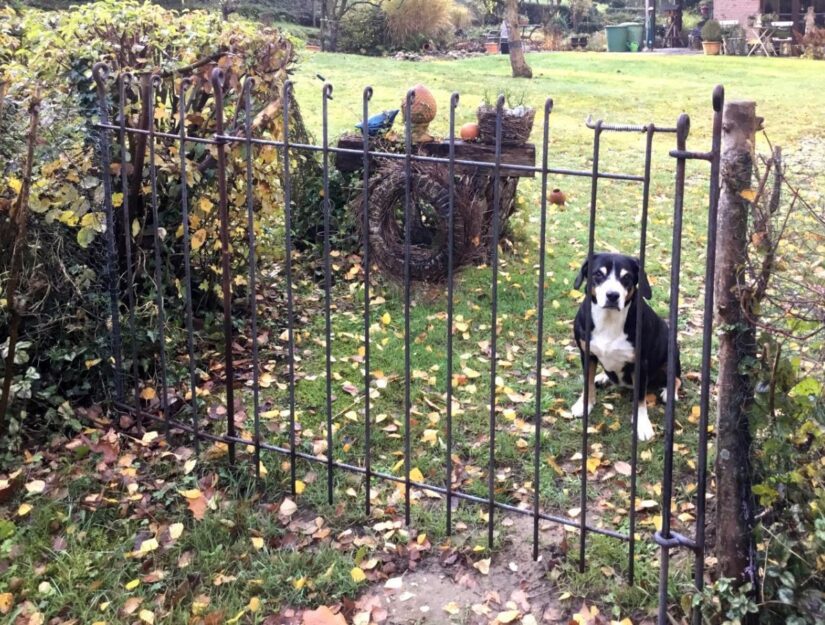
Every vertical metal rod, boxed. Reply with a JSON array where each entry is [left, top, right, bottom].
[[322, 82, 335, 504], [628, 124, 656, 584], [210, 68, 236, 464], [579, 121, 603, 572], [117, 73, 141, 416], [533, 98, 553, 560], [147, 73, 170, 437], [658, 113, 690, 625], [242, 77, 261, 480], [178, 77, 200, 454], [282, 81, 298, 494], [361, 86, 374, 515], [693, 86, 725, 622], [487, 94, 505, 549], [403, 88, 415, 526], [445, 92, 459, 536], [92, 63, 125, 405]]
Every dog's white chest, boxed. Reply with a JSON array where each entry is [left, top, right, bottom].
[[589, 307, 635, 374]]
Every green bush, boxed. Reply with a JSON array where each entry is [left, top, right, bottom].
[[338, 4, 388, 55], [701, 19, 723, 42], [0, 1, 299, 452]]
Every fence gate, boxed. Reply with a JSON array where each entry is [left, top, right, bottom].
[[92, 62, 723, 624]]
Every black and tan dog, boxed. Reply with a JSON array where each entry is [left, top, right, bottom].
[[571, 253, 681, 441]]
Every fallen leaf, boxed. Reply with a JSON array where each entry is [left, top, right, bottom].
[[443, 602, 460, 615], [614, 461, 632, 476], [168, 523, 184, 540], [473, 558, 491, 575], [0, 593, 13, 615], [124, 579, 140, 591], [302, 605, 347, 625], [18, 503, 32, 516], [279, 498, 297, 516], [122, 597, 142, 616], [496, 609, 520, 623], [138, 609, 155, 624], [25, 480, 45, 494], [248, 597, 261, 613], [351, 567, 366, 583], [251, 536, 264, 550], [384, 576, 403, 590]]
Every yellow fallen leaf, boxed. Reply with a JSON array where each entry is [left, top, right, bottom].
[[497, 609, 521, 623], [381, 312, 391, 325], [191, 228, 207, 251], [292, 576, 306, 590], [443, 602, 461, 615], [85, 358, 102, 369], [179, 488, 203, 500], [586, 456, 601, 474], [139, 387, 156, 401], [248, 597, 261, 613], [294, 480, 306, 494], [141, 431, 158, 444], [473, 558, 491, 575], [18, 503, 32, 516], [351, 567, 366, 583], [0, 592, 13, 615], [168, 523, 184, 540], [137, 538, 159, 554], [251, 536, 264, 550], [138, 609, 155, 624], [226, 608, 247, 624], [409, 467, 424, 483], [125, 579, 140, 590]]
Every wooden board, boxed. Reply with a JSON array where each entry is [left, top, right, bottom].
[[335, 136, 536, 178]]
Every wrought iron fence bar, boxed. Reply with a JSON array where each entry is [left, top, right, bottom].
[[322, 82, 335, 505], [116, 73, 142, 420], [533, 98, 554, 561], [282, 81, 298, 496], [693, 85, 725, 624], [362, 85, 374, 516], [93, 123, 646, 182], [657, 113, 690, 625], [579, 120, 603, 573], [669, 149, 713, 161], [178, 77, 200, 455], [147, 74, 171, 438], [487, 95, 505, 550], [585, 115, 679, 133], [242, 77, 262, 480], [445, 92, 459, 537], [402, 88, 415, 526], [210, 68, 237, 464], [627, 123, 657, 585], [113, 402, 630, 540], [92, 64, 125, 406]]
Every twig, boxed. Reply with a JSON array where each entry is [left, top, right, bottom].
[[1, 93, 40, 438]]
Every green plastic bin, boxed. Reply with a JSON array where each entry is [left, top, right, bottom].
[[625, 23, 645, 51], [605, 24, 628, 52]]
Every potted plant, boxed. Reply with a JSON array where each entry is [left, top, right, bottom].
[[701, 19, 723, 54]]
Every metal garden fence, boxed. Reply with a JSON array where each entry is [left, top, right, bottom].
[[92, 62, 723, 624]]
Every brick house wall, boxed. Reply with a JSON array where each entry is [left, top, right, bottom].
[[714, 0, 761, 24]]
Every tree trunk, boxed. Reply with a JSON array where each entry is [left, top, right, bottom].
[[714, 100, 760, 610], [506, 0, 532, 78]]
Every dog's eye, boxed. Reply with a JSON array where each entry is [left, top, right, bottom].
[[593, 273, 605, 284], [620, 274, 633, 286]]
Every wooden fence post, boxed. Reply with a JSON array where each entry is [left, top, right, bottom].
[[714, 100, 761, 598]]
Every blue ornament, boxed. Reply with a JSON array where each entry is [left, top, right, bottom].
[[356, 109, 399, 136]]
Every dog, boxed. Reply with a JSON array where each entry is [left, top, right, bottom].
[[571, 253, 681, 441]]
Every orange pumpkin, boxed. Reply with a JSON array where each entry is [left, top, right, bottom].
[[460, 122, 480, 141]]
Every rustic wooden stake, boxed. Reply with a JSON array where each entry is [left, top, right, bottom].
[[1, 94, 40, 440], [714, 100, 761, 604]]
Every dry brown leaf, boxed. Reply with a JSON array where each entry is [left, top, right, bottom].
[[302, 605, 348, 625]]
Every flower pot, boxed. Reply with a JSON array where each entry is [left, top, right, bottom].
[[485, 41, 499, 54], [702, 40, 722, 55]]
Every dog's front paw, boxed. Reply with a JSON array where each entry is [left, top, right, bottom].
[[636, 406, 655, 441], [571, 395, 594, 418], [594, 372, 612, 388]]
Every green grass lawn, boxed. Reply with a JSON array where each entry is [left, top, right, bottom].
[[3, 51, 823, 624]]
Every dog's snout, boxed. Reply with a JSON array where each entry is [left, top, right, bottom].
[[606, 291, 620, 303]]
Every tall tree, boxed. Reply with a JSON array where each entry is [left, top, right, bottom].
[[505, 0, 532, 78]]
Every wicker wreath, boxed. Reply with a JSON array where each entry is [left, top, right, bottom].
[[354, 161, 484, 282]]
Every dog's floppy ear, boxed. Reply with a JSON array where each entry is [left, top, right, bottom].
[[573, 259, 589, 290], [633, 258, 652, 299]]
